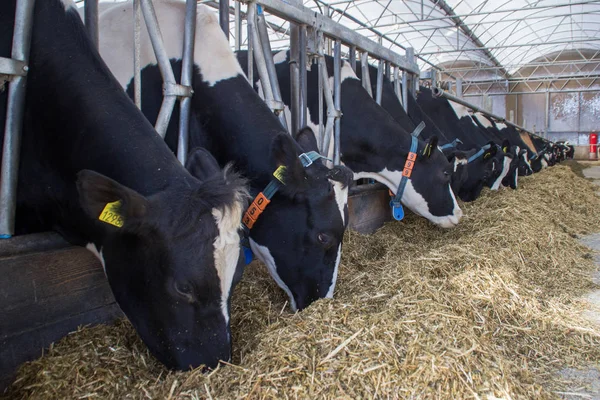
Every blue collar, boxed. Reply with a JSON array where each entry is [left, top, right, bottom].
[[390, 122, 425, 221], [467, 144, 492, 163], [440, 138, 463, 150]]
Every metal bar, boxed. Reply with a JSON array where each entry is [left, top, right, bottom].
[[333, 40, 341, 166], [289, 0, 301, 134], [402, 70, 408, 113], [545, 90, 550, 135], [254, 0, 418, 74], [256, 4, 288, 130], [406, 47, 416, 97], [393, 66, 402, 105], [456, 78, 463, 98], [177, 0, 197, 166], [318, 57, 324, 152], [432, 87, 533, 135], [84, 0, 99, 50], [318, 56, 336, 157], [246, 4, 254, 85], [0, 57, 27, 76], [133, 0, 142, 109], [418, 38, 600, 56], [298, 25, 307, 129], [360, 52, 372, 98], [154, 94, 177, 138], [140, 0, 177, 85], [248, 3, 274, 105], [234, 0, 241, 51], [375, 60, 383, 105], [0, 0, 35, 238], [348, 45, 356, 72], [463, 88, 600, 96], [219, 0, 229, 39]]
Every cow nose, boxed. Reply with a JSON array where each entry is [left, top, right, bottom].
[[455, 207, 464, 219]]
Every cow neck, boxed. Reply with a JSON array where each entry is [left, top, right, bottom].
[[26, 2, 191, 196], [190, 75, 292, 189], [339, 79, 416, 167]]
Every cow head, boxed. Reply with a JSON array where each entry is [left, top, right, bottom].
[[395, 135, 463, 228], [517, 149, 533, 176], [248, 129, 353, 311], [457, 143, 498, 202], [77, 148, 248, 371], [501, 144, 521, 189]]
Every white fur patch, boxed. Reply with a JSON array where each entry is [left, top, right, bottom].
[[473, 112, 493, 128], [353, 168, 462, 228], [96, 2, 243, 88], [250, 239, 297, 311], [326, 245, 342, 299], [211, 202, 244, 325], [86, 242, 106, 274], [448, 101, 476, 125], [454, 156, 468, 172], [496, 122, 507, 130], [329, 180, 348, 225], [491, 155, 512, 190]]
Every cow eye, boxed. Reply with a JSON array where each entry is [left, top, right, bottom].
[[175, 282, 193, 298], [317, 232, 334, 249], [443, 170, 450, 176]]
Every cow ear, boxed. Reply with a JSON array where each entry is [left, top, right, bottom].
[[483, 143, 497, 160], [186, 147, 221, 181], [422, 135, 438, 158], [77, 170, 148, 228], [294, 127, 320, 154], [326, 165, 354, 188], [270, 133, 306, 187]]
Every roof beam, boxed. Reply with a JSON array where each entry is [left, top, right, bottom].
[[431, 0, 509, 78]]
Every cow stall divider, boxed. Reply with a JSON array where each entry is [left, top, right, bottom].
[[228, 0, 420, 233]]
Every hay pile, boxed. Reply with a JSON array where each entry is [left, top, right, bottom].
[[5, 165, 600, 399]]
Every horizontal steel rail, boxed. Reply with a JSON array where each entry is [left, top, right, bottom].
[[253, 0, 419, 75], [432, 87, 540, 138]]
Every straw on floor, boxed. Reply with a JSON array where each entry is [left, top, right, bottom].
[[4, 165, 600, 399]]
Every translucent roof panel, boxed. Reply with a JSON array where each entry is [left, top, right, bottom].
[[303, 0, 600, 78]]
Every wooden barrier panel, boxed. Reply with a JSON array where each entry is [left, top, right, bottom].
[[0, 233, 120, 391]]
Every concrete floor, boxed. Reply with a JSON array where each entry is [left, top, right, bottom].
[[558, 164, 600, 400]]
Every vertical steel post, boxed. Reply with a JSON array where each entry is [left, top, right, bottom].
[[133, 0, 142, 109], [375, 60, 384, 105], [545, 90, 550, 135], [234, 0, 241, 51], [289, 5, 301, 134], [298, 25, 307, 129], [219, 0, 229, 39], [140, 0, 178, 137], [402, 70, 408, 113], [84, 0, 99, 50], [406, 47, 416, 96], [385, 61, 391, 80], [333, 40, 342, 166], [393, 66, 401, 102], [256, 5, 288, 130], [456, 78, 463, 98], [431, 69, 437, 89], [360, 51, 372, 98], [246, 3, 254, 85], [318, 55, 324, 152], [0, 0, 35, 238], [248, 2, 274, 103], [348, 45, 356, 72], [324, 5, 332, 56], [177, 0, 197, 166]]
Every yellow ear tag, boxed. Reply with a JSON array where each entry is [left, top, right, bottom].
[[99, 200, 125, 228], [503, 147, 508, 153], [273, 165, 287, 184], [422, 144, 430, 156], [484, 153, 492, 160]]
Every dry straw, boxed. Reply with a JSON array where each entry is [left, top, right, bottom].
[[4, 165, 600, 399]]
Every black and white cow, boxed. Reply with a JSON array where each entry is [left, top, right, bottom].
[[405, 87, 505, 201], [93, 2, 354, 311], [237, 50, 463, 228], [1, 0, 249, 370]]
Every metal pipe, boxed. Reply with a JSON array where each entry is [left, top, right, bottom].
[[177, 0, 197, 165], [140, 0, 177, 85], [333, 40, 341, 166], [298, 25, 307, 129], [84, 0, 99, 50], [432, 87, 532, 135], [402, 70, 408, 113], [0, 0, 35, 238], [133, 0, 142, 109], [393, 66, 401, 104], [360, 51, 372, 98], [545, 90, 550, 135], [462, 88, 600, 96], [246, 5, 254, 85], [289, 17, 300, 134], [154, 95, 177, 138], [318, 57, 324, 153], [375, 60, 384, 105], [234, 0, 241, 51], [318, 56, 336, 157], [456, 78, 463, 98], [348, 45, 356, 72], [247, 3, 275, 107], [256, 4, 288, 130], [219, 0, 229, 39], [254, 0, 418, 74], [406, 47, 416, 97]]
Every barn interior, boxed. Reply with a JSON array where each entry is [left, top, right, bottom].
[[2, 0, 600, 398]]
